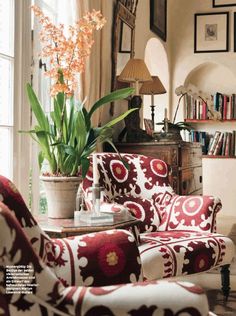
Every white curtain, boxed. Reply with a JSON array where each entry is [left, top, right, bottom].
[[76, 0, 113, 127]]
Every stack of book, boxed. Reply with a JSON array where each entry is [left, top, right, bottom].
[[207, 131, 236, 156], [213, 92, 236, 120], [185, 94, 208, 120], [189, 131, 208, 154]]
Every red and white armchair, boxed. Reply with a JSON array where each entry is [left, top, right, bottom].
[[0, 176, 211, 315], [82, 153, 235, 299]]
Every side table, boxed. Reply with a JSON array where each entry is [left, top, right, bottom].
[[37, 212, 140, 238]]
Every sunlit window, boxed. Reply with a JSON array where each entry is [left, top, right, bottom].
[[0, 0, 14, 179]]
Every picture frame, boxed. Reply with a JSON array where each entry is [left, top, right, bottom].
[[119, 21, 132, 53], [213, 0, 236, 7], [144, 118, 154, 136], [150, 0, 167, 42], [194, 12, 229, 53]]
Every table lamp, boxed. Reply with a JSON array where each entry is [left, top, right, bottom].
[[118, 58, 152, 142], [140, 76, 166, 126]]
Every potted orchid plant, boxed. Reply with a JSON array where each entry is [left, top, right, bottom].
[[25, 6, 135, 218]]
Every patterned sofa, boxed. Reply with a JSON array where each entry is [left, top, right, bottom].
[[82, 153, 235, 298], [0, 176, 210, 315]]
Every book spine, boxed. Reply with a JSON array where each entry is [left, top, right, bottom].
[[208, 131, 221, 155], [213, 132, 223, 155]]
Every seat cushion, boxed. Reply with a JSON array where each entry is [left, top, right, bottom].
[[139, 230, 235, 280]]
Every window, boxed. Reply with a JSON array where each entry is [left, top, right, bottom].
[[31, 0, 76, 213], [0, 0, 14, 179]]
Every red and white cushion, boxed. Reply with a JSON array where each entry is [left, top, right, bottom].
[[52, 229, 142, 287], [114, 195, 162, 233], [159, 195, 222, 233], [139, 230, 235, 280]]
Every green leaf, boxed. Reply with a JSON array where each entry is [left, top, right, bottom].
[[88, 88, 134, 119], [105, 139, 130, 170], [81, 157, 90, 178], [38, 151, 44, 170], [26, 84, 49, 132]]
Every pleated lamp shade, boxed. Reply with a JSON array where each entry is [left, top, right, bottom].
[[118, 59, 152, 83], [140, 76, 166, 95]]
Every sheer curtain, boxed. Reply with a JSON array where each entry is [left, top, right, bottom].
[[76, 0, 113, 127]]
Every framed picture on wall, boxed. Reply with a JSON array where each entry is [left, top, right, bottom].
[[213, 0, 236, 7], [150, 0, 167, 42], [194, 12, 229, 53], [119, 21, 132, 53]]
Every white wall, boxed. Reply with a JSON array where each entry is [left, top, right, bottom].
[[168, 0, 236, 217]]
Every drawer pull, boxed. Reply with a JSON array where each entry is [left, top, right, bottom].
[[199, 176, 202, 183]]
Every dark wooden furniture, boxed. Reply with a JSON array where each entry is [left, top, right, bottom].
[[112, 141, 202, 195], [37, 212, 140, 238]]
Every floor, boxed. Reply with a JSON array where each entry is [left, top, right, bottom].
[[207, 289, 236, 316]]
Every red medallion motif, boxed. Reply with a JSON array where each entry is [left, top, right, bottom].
[[110, 160, 128, 183], [98, 243, 126, 277], [150, 159, 168, 178]]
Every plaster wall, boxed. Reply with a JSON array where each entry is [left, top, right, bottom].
[[168, 0, 236, 217]]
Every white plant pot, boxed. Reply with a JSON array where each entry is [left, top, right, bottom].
[[40, 176, 82, 219]]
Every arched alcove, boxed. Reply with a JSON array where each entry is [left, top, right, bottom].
[[143, 38, 169, 130], [184, 62, 236, 96]]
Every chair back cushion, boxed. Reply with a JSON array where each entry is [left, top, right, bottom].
[[82, 153, 174, 207]]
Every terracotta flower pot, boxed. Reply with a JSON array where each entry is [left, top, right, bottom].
[[40, 176, 82, 219]]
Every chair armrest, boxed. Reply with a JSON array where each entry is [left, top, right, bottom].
[[159, 194, 222, 233], [52, 229, 142, 287]]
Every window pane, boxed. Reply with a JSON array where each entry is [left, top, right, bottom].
[[0, 57, 13, 125], [0, 0, 14, 56], [0, 127, 12, 178]]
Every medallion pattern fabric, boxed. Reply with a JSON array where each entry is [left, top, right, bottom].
[[0, 202, 210, 316], [82, 153, 235, 281], [0, 175, 142, 287]]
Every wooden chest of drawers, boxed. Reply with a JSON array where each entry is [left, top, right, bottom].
[[110, 141, 202, 195]]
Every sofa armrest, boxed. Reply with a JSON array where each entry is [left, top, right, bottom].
[[52, 229, 143, 287], [158, 194, 222, 233]]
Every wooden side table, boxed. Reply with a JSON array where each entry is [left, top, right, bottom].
[[37, 212, 140, 238]]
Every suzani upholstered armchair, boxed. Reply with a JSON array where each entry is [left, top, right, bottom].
[[0, 176, 210, 315], [82, 153, 235, 299]]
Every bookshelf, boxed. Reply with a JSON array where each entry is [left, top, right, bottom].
[[183, 86, 236, 158], [182, 62, 236, 218]]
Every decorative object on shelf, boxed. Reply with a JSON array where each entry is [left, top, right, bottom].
[[194, 12, 229, 53], [140, 75, 166, 126], [110, 0, 138, 116], [23, 5, 136, 218], [181, 83, 228, 121], [118, 58, 153, 142], [155, 96, 192, 142], [213, 0, 236, 7], [150, 0, 167, 41]]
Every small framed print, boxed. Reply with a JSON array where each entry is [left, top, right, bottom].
[[119, 21, 132, 53], [213, 0, 236, 7], [144, 118, 154, 136], [194, 12, 229, 53]]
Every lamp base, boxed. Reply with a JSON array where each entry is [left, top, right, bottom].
[[118, 95, 153, 142]]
